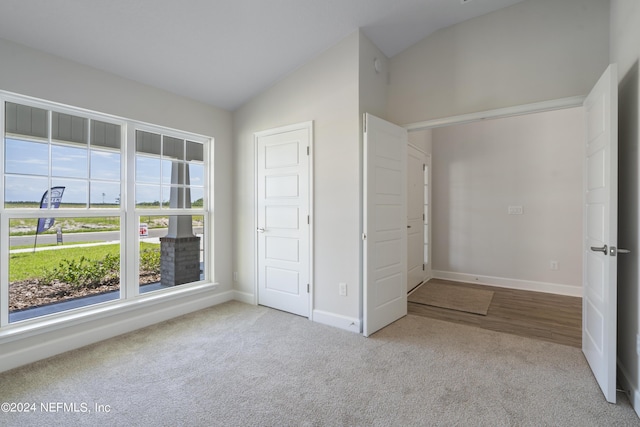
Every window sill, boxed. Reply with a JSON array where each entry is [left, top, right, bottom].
[[0, 281, 220, 345]]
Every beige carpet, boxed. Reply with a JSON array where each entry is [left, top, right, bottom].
[[409, 281, 494, 315], [1, 301, 638, 426]]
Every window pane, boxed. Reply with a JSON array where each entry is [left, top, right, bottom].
[[5, 102, 48, 139], [8, 216, 121, 323], [136, 156, 161, 184], [189, 163, 204, 186], [139, 215, 204, 295], [136, 130, 161, 155], [4, 175, 49, 208], [91, 150, 121, 181], [52, 178, 88, 208], [90, 182, 121, 207], [163, 136, 184, 160], [52, 112, 88, 145], [190, 187, 204, 208], [52, 144, 88, 178], [91, 120, 121, 150], [161, 159, 174, 185], [136, 184, 161, 207], [5, 138, 49, 176], [186, 141, 203, 162], [163, 185, 191, 208]]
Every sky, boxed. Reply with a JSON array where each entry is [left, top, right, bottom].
[[4, 138, 204, 206]]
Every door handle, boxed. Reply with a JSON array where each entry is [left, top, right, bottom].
[[611, 247, 631, 256], [590, 244, 608, 254], [257, 227, 265, 233]]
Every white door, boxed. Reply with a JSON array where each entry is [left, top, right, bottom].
[[363, 113, 408, 337], [583, 64, 618, 403], [423, 155, 432, 280], [407, 145, 427, 292], [256, 123, 311, 317]]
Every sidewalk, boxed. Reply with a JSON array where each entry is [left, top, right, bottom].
[[10, 238, 161, 253]]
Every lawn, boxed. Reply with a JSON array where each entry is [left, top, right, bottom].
[[9, 242, 160, 282]]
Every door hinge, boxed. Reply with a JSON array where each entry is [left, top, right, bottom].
[[363, 115, 367, 133], [307, 284, 310, 293], [362, 233, 367, 240], [423, 164, 426, 171], [307, 146, 310, 156], [307, 215, 310, 225], [422, 264, 425, 271], [423, 213, 425, 221]]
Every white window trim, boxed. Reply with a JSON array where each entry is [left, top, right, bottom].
[[0, 90, 217, 333]]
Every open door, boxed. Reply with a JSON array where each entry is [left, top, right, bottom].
[[583, 64, 618, 403], [363, 113, 408, 337]]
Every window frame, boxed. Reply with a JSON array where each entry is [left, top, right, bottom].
[[0, 91, 215, 329]]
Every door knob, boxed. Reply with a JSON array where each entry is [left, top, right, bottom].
[[590, 244, 608, 254], [618, 248, 631, 254], [257, 227, 265, 233]]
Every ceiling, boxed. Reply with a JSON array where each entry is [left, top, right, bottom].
[[0, 0, 525, 111]]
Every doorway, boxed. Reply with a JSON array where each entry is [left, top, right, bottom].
[[404, 64, 619, 403]]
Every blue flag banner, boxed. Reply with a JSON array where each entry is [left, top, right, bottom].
[[37, 186, 65, 234]]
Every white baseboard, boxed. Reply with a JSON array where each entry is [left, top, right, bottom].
[[618, 360, 640, 419], [312, 309, 361, 334], [0, 287, 234, 373], [232, 290, 255, 305], [432, 270, 582, 297]]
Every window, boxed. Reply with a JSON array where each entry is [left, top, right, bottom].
[[1, 95, 212, 326]]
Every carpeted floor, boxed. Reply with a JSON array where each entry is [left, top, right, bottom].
[[0, 301, 637, 426]]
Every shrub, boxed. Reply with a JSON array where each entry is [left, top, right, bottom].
[[41, 253, 120, 289], [140, 247, 160, 273]]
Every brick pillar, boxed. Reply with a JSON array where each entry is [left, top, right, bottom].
[[160, 236, 201, 286]]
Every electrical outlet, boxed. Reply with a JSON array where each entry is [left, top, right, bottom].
[[508, 206, 523, 215], [339, 282, 347, 296], [550, 261, 559, 271]]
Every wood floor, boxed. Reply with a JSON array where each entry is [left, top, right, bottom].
[[408, 279, 582, 348]]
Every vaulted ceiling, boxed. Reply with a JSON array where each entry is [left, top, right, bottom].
[[0, 0, 525, 111]]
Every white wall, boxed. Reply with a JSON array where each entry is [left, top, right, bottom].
[[408, 129, 432, 155], [431, 107, 584, 296], [232, 31, 361, 330], [0, 37, 234, 372], [359, 33, 389, 121], [387, 0, 610, 125], [611, 0, 640, 416]]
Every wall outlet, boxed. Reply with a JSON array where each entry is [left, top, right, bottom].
[[550, 261, 559, 271], [339, 282, 347, 296], [508, 205, 523, 215]]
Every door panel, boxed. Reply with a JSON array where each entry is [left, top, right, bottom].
[[363, 114, 408, 337], [583, 64, 617, 403], [256, 124, 311, 317]]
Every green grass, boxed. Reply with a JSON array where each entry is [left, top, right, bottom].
[[9, 241, 160, 282]]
